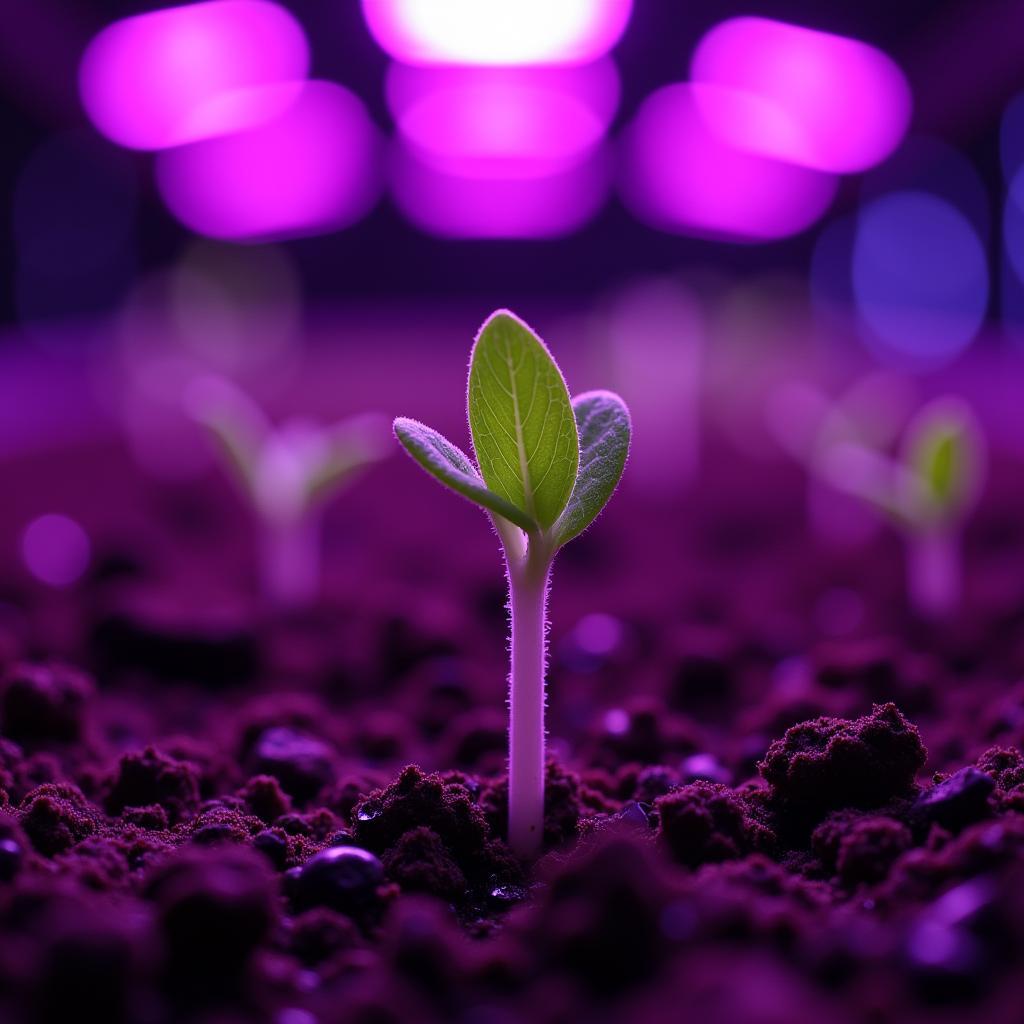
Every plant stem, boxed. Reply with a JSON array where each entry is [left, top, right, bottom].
[[263, 514, 321, 608], [504, 535, 552, 859], [906, 528, 960, 620]]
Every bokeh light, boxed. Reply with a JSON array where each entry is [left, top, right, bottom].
[[862, 137, 990, 241], [79, 0, 310, 151], [691, 16, 911, 173], [388, 63, 617, 179], [155, 81, 382, 242], [386, 60, 620, 125], [21, 514, 91, 588], [619, 84, 837, 242], [852, 191, 989, 366], [390, 142, 611, 239], [361, 0, 632, 66]]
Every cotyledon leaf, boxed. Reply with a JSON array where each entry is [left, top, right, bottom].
[[467, 311, 579, 531], [552, 391, 631, 548], [184, 374, 270, 492], [305, 414, 391, 504], [903, 397, 983, 518], [393, 417, 537, 532]]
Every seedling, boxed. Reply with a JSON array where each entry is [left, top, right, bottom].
[[817, 396, 984, 620], [186, 375, 389, 607], [394, 311, 630, 857]]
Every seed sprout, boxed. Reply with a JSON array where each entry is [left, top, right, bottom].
[[394, 310, 631, 858], [186, 375, 389, 607], [817, 396, 985, 620]]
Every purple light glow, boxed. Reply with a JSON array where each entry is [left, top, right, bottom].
[[155, 81, 382, 242], [1003, 166, 1024, 283], [863, 138, 990, 241], [691, 17, 911, 174], [1001, 93, 1024, 181], [387, 60, 620, 124], [619, 84, 837, 242], [387, 63, 618, 179], [362, 0, 632, 66], [852, 191, 988, 366], [21, 514, 91, 588], [605, 278, 703, 488], [79, 1, 310, 151], [572, 613, 624, 657], [391, 142, 610, 239]]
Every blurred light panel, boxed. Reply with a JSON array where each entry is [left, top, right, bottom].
[[399, 75, 612, 182], [79, 0, 309, 151], [387, 63, 617, 179], [155, 81, 381, 242], [852, 191, 988, 365], [691, 17, 910, 174], [387, 60, 620, 124], [391, 142, 611, 238], [362, 0, 632, 66], [22, 514, 91, 588], [620, 84, 837, 242]]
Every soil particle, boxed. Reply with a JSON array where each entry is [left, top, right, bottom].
[[656, 781, 775, 869], [759, 703, 927, 815], [0, 662, 94, 745]]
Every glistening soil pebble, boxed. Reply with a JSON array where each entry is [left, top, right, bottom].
[[3, 439, 1024, 1023]]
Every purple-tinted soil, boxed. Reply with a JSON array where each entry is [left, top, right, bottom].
[[4, 427, 1024, 1024]]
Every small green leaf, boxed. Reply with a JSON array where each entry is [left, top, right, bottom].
[[817, 441, 912, 525], [552, 391, 631, 547], [305, 415, 390, 503], [468, 311, 578, 531], [394, 416, 537, 532], [185, 375, 269, 490], [903, 397, 984, 521]]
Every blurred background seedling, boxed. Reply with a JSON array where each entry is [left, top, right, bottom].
[[186, 375, 389, 607]]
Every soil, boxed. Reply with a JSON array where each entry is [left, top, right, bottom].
[[3, 426, 1024, 1024]]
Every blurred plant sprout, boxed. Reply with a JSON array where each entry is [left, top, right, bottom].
[[186, 375, 389, 607], [816, 396, 985, 620], [394, 311, 630, 857]]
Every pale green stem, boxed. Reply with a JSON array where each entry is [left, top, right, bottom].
[[262, 511, 321, 608], [906, 527, 961, 621], [501, 527, 553, 859]]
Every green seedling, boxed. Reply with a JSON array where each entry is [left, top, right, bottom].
[[394, 311, 631, 857], [186, 375, 389, 607], [817, 396, 984, 620]]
